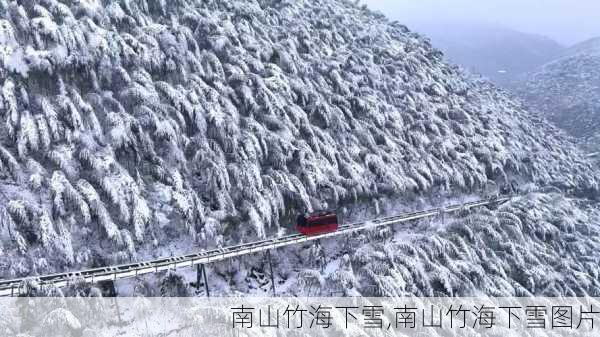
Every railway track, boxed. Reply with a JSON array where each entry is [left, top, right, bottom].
[[0, 196, 513, 296]]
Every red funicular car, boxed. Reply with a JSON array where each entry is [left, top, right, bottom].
[[296, 210, 339, 236]]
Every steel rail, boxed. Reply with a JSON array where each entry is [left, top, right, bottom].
[[0, 196, 513, 296]]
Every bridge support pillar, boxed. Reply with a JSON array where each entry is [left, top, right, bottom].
[[266, 250, 276, 296], [202, 264, 210, 297], [196, 264, 210, 297], [196, 264, 201, 290]]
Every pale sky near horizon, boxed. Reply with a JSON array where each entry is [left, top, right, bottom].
[[362, 0, 600, 46]]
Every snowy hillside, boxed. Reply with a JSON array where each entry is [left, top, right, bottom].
[[514, 37, 600, 149], [1, 0, 600, 297]]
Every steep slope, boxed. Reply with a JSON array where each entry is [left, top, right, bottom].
[[407, 22, 565, 87], [515, 37, 600, 148], [291, 192, 600, 298], [0, 0, 598, 289]]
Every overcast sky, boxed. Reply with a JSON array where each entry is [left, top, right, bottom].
[[362, 0, 600, 45]]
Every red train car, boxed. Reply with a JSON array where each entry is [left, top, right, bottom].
[[296, 210, 339, 235]]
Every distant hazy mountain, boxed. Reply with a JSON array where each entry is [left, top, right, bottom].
[[560, 36, 600, 58], [515, 37, 600, 148], [410, 22, 566, 86]]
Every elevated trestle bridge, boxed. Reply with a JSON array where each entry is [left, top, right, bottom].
[[0, 196, 513, 297]]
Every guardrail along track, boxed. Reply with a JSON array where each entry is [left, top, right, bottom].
[[0, 196, 513, 296]]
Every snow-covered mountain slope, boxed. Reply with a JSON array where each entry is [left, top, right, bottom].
[[288, 192, 600, 297], [0, 0, 598, 288], [406, 22, 565, 87], [514, 37, 600, 147], [56, 192, 600, 298]]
